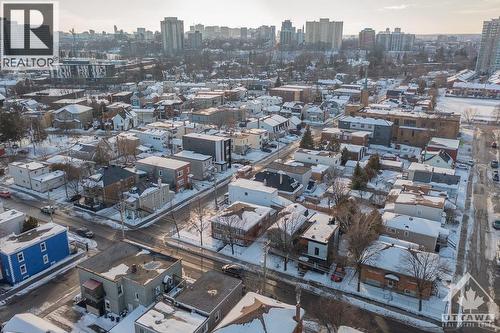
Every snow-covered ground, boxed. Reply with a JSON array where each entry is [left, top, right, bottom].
[[13, 134, 97, 160], [438, 95, 499, 121]]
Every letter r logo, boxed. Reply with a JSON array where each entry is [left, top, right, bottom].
[[2, 2, 54, 56]]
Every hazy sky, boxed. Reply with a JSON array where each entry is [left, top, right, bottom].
[[58, 0, 499, 35]]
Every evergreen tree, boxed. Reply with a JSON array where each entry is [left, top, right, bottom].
[[22, 216, 39, 233], [0, 111, 26, 144], [364, 154, 381, 180], [299, 126, 314, 149], [340, 147, 349, 166], [351, 162, 368, 190]]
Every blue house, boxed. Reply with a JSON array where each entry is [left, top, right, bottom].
[[0, 223, 70, 285]]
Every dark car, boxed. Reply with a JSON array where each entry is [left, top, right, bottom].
[[221, 264, 243, 278], [261, 147, 272, 153], [76, 227, 94, 238], [0, 190, 11, 198], [494, 173, 499, 182], [268, 143, 277, 149], [491, 160, 499, 169], [40, 205, 56, 214], [492, 142, 498, 149], [493, 219, 500, 230]]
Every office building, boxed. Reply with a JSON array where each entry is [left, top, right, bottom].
[[476, 17, 500, 75], [160, 17, 184, 55], [280, 20, 296, 48]]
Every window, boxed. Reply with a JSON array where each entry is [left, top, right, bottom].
[[17, 252, 24, 263], [314, 247, 320, 256], [20, 264, 27, 275], [40, 242, 47, 252], [118, 285, 123, 295], [135, 292, 140, 301], [177, 170, 184, 177], [404, 231, 410, 237], [155, 286, 161, 295], [387, 279, 397, 288], [215, 310, 221, 322], [43, 254, 49, 264], [105, 299, 111, 310], [244, 192, 248, 196]]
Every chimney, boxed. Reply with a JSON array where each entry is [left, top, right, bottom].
[[279, 172, 283, 185], [158, 177, 162, 188]]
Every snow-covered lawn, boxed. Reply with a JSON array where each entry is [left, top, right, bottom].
[[15, 134, 97, 160], [438, 95, 499, 121]]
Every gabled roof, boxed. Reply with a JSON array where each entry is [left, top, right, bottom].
[[54, 104, 93, 115], [254, 171, 302, 193], [95, 165, 136, 187]]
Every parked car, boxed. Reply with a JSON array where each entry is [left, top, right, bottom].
[[40, 205, 56, 214], [267, 143, 277, 149], [491, 160, 499, 169], [330, 265, 346, 282], [221, 264, 243, 278], [261, 147, 272, 153], [456, 164, 468, 170], [0, 190, 11, 198], [76, 227, 94, 238], [492, 142, 498, 149], [494, 173, 499, 182], [493, 218, 500, 230]]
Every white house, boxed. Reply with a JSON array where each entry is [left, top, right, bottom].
[[247, 115, 289, 138], [228, 178, 279, 207], [8, 162, 65, 193], [421, 150, 454, 169], [388, 192, 446, 224], [256, 95, 282, 107], [129, 128, 169, 151], [294, 148, 341, 167], [112, 110, 138, 131], [299, 212, 339, 268], [0, 209, 26, 238]]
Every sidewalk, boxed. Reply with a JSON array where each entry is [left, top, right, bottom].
[[164, 238, 443, 332]]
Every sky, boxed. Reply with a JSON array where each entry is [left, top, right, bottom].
[[58, 0, 500, 35]]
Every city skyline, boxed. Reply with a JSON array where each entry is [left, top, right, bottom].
[[58, 0, 498, 35]]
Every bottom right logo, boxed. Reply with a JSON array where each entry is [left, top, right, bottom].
[[442, 272, 497, 329]]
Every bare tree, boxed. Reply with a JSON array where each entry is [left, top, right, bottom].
[[117, 136, 138, 163], [401, 249, 449, 312], [324, 168, 350, 207], [312, 295, 370, 333], [215, 214, 241, 255], [345, 210, 382, 292], [267, 211, 305, 271], [51, 161, 84, 199], [94, 141, 111, 166], [462, 108, 477, 125], [189, 198, 210, 248], [334, 199, 359, 234]]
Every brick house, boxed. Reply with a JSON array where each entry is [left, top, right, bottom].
[[136, 156, 190, 191]]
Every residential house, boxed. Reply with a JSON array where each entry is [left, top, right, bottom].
[[173, 150, 213, 180], [321, 127, 370, 146], [124, 181, 175, 219], [426, 137, 460, 161], [360, 238, 439, 299], [136, 156, 191, 191], [267, 161, 312, 186], [82, 165, 137, 207], [382, 212, 449, 252], [213, 292, 304, 333], [190, 107, 246, 126], [192, 92, 225, 109], [387, 191, 446, 224], [247, 115, 289, 138], [211, 202, 276, 246], [23, 88, 85, 105], [0, 209, 26, 237], [245, 128, 269, 149], [134, 108, 158, 125], [173, 271, 243, 332], [113, 109, 138, 131], [267, 203, 310, 250], [228, 178, 281, 208], [338, 116, 393, 146], [53, 104, 93, 130], [129, 128, 170, 151], [303, 104, 328, 124], [77, 242, 182, 315], [254, 170, 304, 200], [0, 222, 70, 285], [182, 133, 232, 170], [406, 162, 460, 196], [340, 143, 367, 161], [134, 301, 209, 333], [298, 212, 339, 270], [421, 150, 454, 169], [9, 161, 65, 193], [294, 149, 341, 167], [281, 101, 304, 118]]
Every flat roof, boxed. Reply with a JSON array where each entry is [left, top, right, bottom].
[[229, 178, 277, 194], [0, 223, 67, 255], [301, 213, 338, 244], [135, 302, 207, 333], [382, 212, 442, 238], [175, 271, 242, 314], [212, 201, 274, 232], [184, 132, 228, 142], [174, 150, 212, 161], [78, 242, 178, 284], [137, 156, 190, 170]]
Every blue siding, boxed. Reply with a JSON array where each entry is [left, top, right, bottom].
[[0, 231, 70, 285]]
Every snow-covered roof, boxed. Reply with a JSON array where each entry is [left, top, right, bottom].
[[31, 170, 65, 182], [174, 150, 212, 161], [427, 137, 460, 150], [54, 104, 93, 115], [137, 156, 189, 170], [382, 212, 443, 238], [184, 132, 228, 142], [135, 302, 207, 333], [339, 115, 393, 127], [0, 209, 25, 225], [395, 192, 445, 209], [408, 162, 455, 176], [9, 161, 47, 171], [213, 292, 303, 333], [452, 81, 500, 91], [4, 313, 67, 333], [0, 223, 67, 255], [301, 212, 338, 244], [230, 178, 277, 194], [212, 201, 274, 232]]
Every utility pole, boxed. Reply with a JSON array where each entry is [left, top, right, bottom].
[[47, 190, 53, 223], [213, 171, 218, 210], [118, 180, 125, 239], [261, 240, 270, 295]]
